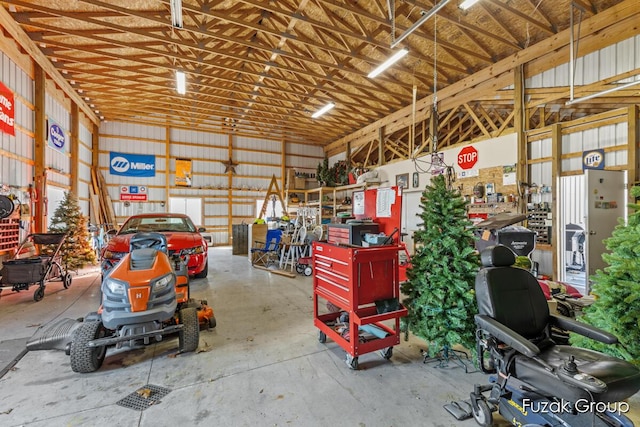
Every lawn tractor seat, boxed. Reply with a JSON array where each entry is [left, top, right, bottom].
[[128, 233, 168, 270], [475, 245, 640, 405]]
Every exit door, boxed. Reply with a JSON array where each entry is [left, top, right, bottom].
[[558, 170, 626, 295]]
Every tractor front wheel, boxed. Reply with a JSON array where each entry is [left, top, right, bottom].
[[178, 307, 199, 352], [70, 321, 107, 373]]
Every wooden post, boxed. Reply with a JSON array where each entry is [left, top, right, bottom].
[[70, 104, 80, 196], [628, 105, 638, 204], [34, 65, 46, 233], [514, 65, 527, 214], [227, 133, 233, 244], [165, 124, 170, 213], [378, 127, 385, 166], [551, 123, 562, 280]]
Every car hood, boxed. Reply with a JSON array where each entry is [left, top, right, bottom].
[[106, 232, 203, 252]]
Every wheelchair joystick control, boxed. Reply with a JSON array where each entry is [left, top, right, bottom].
[[563, 356, 578, 374]]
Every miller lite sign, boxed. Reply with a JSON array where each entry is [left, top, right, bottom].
[[582, 149, 605, 170]]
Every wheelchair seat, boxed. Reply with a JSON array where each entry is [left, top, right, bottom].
[[475, 245, 640, 404]]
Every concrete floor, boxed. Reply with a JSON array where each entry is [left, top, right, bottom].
[[0, 246, 637, 427]]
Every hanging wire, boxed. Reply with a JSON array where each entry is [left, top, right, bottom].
[[411, 14, 455, 189]]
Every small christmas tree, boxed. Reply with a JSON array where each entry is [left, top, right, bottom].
[[48, 191, 97, 270], [401, 174, 480, 361], [570, 187, 640, 365]]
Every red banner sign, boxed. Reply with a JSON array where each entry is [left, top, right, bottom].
[[0, 81, 15, 136]]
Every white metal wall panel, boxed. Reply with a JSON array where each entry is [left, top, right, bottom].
[[616, 37, 635, 80], [528, 35, 639, 88], [0, 51, 33, 190], [235, 135, 280, 151], [99, 122, 169, 220], [102, 121, 164, 140], [101, 135, 160, 155]]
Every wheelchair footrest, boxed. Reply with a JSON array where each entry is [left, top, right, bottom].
[[443, 400, 473, 420], [444, 398, 498, 421]]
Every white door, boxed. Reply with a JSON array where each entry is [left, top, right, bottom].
[[558, 170, 626, 295], [169, 197, 203, 226], [584, 169, 626, 290]]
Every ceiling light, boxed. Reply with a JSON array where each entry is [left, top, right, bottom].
[[311, 102, 335, 118], [176, 70, 186, 94], [170, 0, 183, 29], [459, 0, 481, 10], [368, 48, 409, 78]]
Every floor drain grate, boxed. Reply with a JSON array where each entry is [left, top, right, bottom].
[[116, 384, 172, 411]]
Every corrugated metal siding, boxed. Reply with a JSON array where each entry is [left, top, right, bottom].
[[99, 122, 168, 223], [560, 124, 628, 173], [0, 50, 34, 190], [527, 34, 640, 87], [78, 123, 93, 213], [100, 122, 319, 242], [45, 95, 71, 189]]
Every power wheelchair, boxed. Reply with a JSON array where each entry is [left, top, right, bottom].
[[470, 245, 640, 427]]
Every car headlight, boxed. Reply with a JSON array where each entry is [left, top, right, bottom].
[[103, 250, 127, 260], [153, 273, 174, 292], [103, 277, 127, 295], [185, 245, 205, 255]]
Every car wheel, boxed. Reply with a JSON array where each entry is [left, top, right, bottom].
[[194, 260, 208, 278]]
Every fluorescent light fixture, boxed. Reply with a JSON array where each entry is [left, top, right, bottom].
[[311, 102, 335, 118], [368, 48, 409, 78], [459, 0, 481, 10], [176, 70, 186, 94], [170, 0, 183, 28]]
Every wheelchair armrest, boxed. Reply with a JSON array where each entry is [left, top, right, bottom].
[[550, 314, 618, 344], [475, 314, 541, 358]]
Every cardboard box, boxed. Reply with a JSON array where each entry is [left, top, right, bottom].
[[294, 177, 306, 189]]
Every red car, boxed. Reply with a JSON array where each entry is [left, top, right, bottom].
[[101, 213, 208, 279]]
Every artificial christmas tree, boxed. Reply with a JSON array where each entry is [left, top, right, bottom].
[[48, 191, 97, 270], [401, 174, 480, 362], [570, 186, 640, 365]]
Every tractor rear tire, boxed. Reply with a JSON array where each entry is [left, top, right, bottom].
[[70, 321, 107, 373], [179, 307, 199, 352]]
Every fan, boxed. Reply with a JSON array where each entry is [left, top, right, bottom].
[[473, 182, 485, 199], [0, 195, 15, 219]]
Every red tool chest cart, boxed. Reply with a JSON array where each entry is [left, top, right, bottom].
[[312, 186, 407, 369]]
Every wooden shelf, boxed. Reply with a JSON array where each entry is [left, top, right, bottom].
[[0, 216, 20, 255]]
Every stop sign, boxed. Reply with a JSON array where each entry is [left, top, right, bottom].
[[457, 146, 478, 170]]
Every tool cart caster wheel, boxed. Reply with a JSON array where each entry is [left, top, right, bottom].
[[296, 264, 305, 274], [33, 286, 45, 302], [304, 266, 313, 276], [380, 347, 393, 360], [208, 316, 217, 329], [318, 331, 326, 343], [346, 354, 359, 370], [63, 273, 72, 289], [471, 399, 493, 427]]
